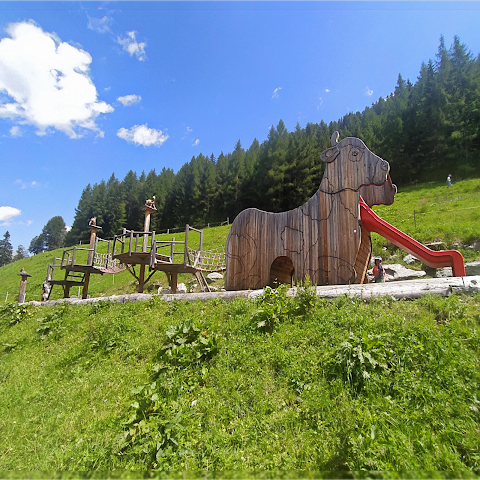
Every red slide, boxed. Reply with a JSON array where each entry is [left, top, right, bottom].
[[359, 197, 466, 277]]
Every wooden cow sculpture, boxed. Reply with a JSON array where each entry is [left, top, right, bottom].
[[225, 132, 391, 290]]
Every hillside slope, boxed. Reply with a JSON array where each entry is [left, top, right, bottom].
[[0, 287, 479, 473]]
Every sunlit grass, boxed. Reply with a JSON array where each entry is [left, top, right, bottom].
[[0, 290, 479, 473]]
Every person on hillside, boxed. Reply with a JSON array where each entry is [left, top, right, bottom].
[[447, 174, 453, 188], [373, 256, 386, 283]]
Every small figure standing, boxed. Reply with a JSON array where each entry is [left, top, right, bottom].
[[89, 216, 97, 226], [447, 174, 453, 188], [373, 256, 386, 283], [145, 195, 156, 209]]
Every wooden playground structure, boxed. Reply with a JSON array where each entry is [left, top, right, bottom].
[[43, 132, 466, 300], [225, 131, 465, 290], [43, 200, 226, 300]]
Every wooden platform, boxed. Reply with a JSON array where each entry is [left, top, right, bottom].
[[62, 264, 105, 275]]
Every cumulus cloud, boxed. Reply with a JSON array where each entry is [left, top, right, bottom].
[[325, 88, 330, 93], [192, 139, 199, 146], [117, 94, 141, 106], [87, 15, 113, 34], [271, 87, 282, 99], [9, 125, 20, 136], [364, 86, 373, 96], [117, 124, 168, 147], [117, 31, 146, 61], [0, 206, 21, 225], [0, 21, 114, 138]]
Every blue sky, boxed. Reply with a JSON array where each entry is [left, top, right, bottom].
[[1, 1, 480, 252]]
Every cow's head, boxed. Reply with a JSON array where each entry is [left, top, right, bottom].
[[320, 132, 390, 194], [359, 174, 397, 207]]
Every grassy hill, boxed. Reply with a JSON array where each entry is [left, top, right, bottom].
[[1, 178, 480, 304], [0, 285, 479, 473], [1, 179, 480, 475]]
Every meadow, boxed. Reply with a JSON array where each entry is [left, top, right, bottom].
[[0, 285, 479, 475], [1, 178, 480, 476]]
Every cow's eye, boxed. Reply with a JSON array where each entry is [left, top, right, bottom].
[[348, 147, 363, 162]]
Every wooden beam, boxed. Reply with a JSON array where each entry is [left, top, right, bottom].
[[82, 272, 90, 299]]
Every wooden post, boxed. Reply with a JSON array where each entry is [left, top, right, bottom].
[[171, 272, 178, 294], [17, 268, 32, 304], [82, 273, 90, 299], [143, 207, 154, 252], [84, 219, 102, 299], [184, 225, 189, 266], [138, 201, 156, 293], [87, 222, 102, 266]]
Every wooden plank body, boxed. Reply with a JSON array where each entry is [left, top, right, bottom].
[[225, 133, 391, 290]]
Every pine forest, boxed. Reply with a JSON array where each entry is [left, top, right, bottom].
[[64, 36, 480, 246]]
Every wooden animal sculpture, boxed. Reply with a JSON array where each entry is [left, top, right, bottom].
[[145, 195, 156, 208], [225, 132, 391, 290]]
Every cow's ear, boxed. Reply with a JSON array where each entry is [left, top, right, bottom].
[[321, 146, 339, 163]]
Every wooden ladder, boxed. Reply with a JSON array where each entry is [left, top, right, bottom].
[[195, 271, 211, 292]]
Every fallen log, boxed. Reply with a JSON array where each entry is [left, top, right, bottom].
[[27, 276, 480, 308]]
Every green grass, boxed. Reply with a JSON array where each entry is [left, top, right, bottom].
[[0, 288, 479, 475], [1, 178, 480, 303]]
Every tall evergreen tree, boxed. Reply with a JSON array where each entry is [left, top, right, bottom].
[[0, 231, 13, 266]]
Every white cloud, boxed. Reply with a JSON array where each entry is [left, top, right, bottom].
[[15, 179, 37, 189], [186, 126, 192, 133], [317, 97, 323, 110], [26, 220, 33, 226], [9, 125, 20, 136], [117, 124, 168, 147], [364, 86, 373, 96], [192, 139, 199, 146], [117, 31, 146, 61], [87, 15, 113, 34], [0, 206, 21, 225], [117, 94, 141, 106], [65, 225, 71, 232], [0, 21, 114, 138], [271, 87, 282, 99], [325, 88, 330, 93]]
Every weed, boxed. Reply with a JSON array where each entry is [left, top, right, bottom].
[[115, 318, 218, 469], [250, 284, 292, 333], [332, 331, 392, 394], [0, 303, 32, 326]]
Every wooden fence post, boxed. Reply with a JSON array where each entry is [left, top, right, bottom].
[[17, 268, 32, 304]]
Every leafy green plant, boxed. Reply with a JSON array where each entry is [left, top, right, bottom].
[[294, 275, 317, 316], [0, 303, 32, 326], [332, 331, 392, 393], [250, 284, 292, 333], [35, 304, 69, 340], [116, 319, 218, 469]]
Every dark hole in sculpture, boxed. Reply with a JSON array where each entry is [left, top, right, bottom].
[[269, 256, 295, 288]]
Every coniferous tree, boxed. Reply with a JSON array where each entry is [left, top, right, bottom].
[[0, 231, 14, 266]]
